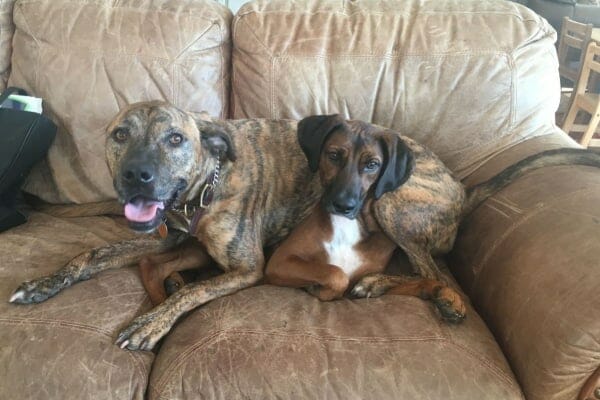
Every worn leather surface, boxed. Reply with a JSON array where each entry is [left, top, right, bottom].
[[148, 283, 523, 400], [7, 0, 232, 204], [0, 212, 153, 399], [451, 132, 600, 400], [231, 0, 558, 178], [0, 0, 16, 91], [0, 0, 596, 398]]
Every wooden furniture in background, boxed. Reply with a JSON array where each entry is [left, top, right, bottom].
[[562, 41, 600, 147], [558, 17, 593, 88]]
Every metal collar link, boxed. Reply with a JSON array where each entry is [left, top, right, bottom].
[[200, 156, 220, 209], [211, 156, 221, 187], [172, 156, 221, 217]]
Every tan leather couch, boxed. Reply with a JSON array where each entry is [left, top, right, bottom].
[[0, 0, 598, 399]]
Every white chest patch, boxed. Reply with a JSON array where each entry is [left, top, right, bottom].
[[323, 214, 364, 276]]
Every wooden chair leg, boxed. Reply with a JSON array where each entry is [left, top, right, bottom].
[[580, 112, 600, 148], [562, 102, 579, 134]]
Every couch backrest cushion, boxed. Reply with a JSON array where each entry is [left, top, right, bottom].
[[231, 0, 559, 177], [0, 0, 16, 92], [9, 0, 232, 203]]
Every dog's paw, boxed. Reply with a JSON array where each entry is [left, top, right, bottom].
[[9, 276, 66, 304], [115, 309, 172, 351], [433, 287, 466, 324], [305, 285, 344, 301], [350, 275, 387, 299], [164, 272, 185, 296]]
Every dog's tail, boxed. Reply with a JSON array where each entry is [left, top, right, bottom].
[[36, 200, 123, 218], [462, 148, 600, 217]]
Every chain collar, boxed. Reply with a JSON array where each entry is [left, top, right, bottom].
[[171, 157, 220, 219]]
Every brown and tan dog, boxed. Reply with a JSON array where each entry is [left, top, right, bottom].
[[9, 104, 600, 351], [9, 101, 323, 351], [265, 117, 466, 321]]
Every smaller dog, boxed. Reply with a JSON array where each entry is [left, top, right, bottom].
[[264, 117, 466, 322]]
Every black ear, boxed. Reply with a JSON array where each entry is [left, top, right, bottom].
[[297, 114, 345, 172], [374, 132, 414, 199], [198, 121, 237, 162]]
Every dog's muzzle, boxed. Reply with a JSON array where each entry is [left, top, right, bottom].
[[323, 190, 362, 219]]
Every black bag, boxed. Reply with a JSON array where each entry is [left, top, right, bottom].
[[0, 87, 57, 232]]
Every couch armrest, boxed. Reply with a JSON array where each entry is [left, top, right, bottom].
[[450, 133, 600, 400]]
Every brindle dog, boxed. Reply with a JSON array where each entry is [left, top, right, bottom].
[[9, 104, 600, 351]]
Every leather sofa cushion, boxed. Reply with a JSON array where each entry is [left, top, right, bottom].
[[148, 282, 524, 399], [8, 0, 232, 204], [451, 132, 600, 400], [231, 0, 558, 178], [0, 213, 524, 399], [0, 212, 152, 399], [0, 0, 16, 91]]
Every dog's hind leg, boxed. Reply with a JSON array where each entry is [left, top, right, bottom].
[[115, 225, 266, 351], [397, 241, 444, 281], [139, 239, 214, 306], [116, 266, 264, 351], [351, 273, 466, 323], [9, 231, 188, 304]]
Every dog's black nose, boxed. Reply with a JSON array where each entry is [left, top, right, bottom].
[[332, 198, 358, 215], [122, 164, 155, 185]]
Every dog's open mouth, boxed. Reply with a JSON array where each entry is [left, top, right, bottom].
[[124, 197, 165, 223], [120, 180, 186, 233], [123, 196, 166, 232]]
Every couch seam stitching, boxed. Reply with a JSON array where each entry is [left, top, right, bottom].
[[152, 330, 447, 398], [443, 339, 525, 398], [151, 329, 521, 398], [17, 0, 224, 20], [218, 26, 227, 119], [14, 4, 39, 89], [234, 9, 527, 19], [152, 327, 446, 387]]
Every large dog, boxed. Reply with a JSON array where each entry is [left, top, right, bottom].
[[9, 103, 600, 351]]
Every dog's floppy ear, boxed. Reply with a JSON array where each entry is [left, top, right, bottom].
[[297, 114, 345, 172], [197, 120, 237, 162], [374, 131, 414, 199]]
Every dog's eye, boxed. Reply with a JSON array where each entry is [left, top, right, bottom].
[[168, 132, 184, 146], [112, 128, 129, 143], [365, 160, 380, 172], [327, 151, 340, 162]]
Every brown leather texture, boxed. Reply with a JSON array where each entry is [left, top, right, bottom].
[[8, 0, 232, 204], [451, 133, 600, 400], [148, 283, 523, 400], [0, 0, 16, 91], [0, 212, 152, 399], [579, 366, 600, 400], [231, 0, 558, 178], [0, 0, 597, 398]]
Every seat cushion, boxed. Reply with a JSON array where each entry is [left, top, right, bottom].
[[148, 282, 524, 399], [0, 211, 152, 399], [8, 0, 232, 204]]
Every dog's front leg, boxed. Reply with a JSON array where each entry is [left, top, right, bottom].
[[116, 266, 263, 351], [9, 231, 187, 304]]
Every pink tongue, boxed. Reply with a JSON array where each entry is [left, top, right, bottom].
[[124, 199, 164, 222]]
